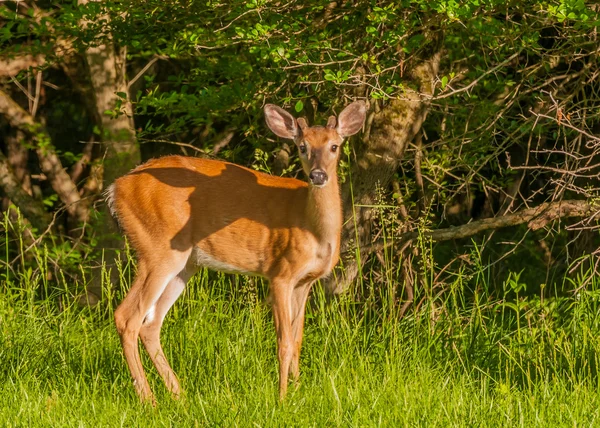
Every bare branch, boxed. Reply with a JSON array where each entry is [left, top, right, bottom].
[[31, 70, 43, 119], [432, 51, 522, 100], [70, 140, 95, 184], [530, 110, 600, 143], [0, 89, 90, 223], [407, 200, 597, 244], [212, 131, 235, 155], [9, 76, 35, 102], [127, 55, 166, 90], [363, 200, 598, 257]]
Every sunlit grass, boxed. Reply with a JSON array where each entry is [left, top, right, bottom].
[[1, 215, 600, 426]]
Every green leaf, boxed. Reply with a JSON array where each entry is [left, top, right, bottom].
[[294, 100, 304, 112], [324, 70, 336, 81], [441, 76, 448, 89]]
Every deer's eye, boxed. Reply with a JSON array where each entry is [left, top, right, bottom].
[[331, 145, 338, 153], [299, 144, 307, 154]]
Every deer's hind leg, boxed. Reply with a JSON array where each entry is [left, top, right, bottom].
[[114, 252, 190, 403], [139, 270, 191, 398]]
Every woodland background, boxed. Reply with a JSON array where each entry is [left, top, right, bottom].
[[1, 0, 599, 306]]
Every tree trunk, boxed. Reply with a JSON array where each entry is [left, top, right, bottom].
[[78, 0, 141, 298], [6, 132, 32, 196], [0, 150, 51, 232], [81, 39, 140, 187], [327, 33, 442, 295], [0, 89, 89, 225]]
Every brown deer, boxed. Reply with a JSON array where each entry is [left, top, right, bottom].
[[107, 101, 367, 403]]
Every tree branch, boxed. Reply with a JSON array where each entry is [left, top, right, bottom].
[[0, 89, 89, 224], [376, 200, 598, 251]]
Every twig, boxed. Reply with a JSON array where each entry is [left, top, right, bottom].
[[215, 8, 261, 32], [127, 55, 166, 90], [139, 139, 210, 155], [10, 76, 35, 102], [212, 131, 235, 155], [530, 110, 600, 143], [31, 70, 42, 119], [432, 51, 522, 100]]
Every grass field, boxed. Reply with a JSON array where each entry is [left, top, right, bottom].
[[2, 239, 600, 427]]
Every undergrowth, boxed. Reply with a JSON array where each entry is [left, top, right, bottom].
[[0, 213, 599, 426]]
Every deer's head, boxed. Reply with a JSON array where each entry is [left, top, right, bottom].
[[265, 101, 367, 187]]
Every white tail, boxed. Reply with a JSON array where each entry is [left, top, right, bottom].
[[109, 101, 367, 402]]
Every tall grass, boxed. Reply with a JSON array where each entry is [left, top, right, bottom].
[[1, 213, 599, 426]]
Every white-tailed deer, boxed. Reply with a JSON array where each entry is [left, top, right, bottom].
[[107, 101, 367, 403]]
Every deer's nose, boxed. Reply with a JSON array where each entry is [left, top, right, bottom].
[[309, 169, 328, 186]]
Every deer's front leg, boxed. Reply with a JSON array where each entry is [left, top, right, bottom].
[[270, 280, 294, 399], [289, 281, 313, 382]]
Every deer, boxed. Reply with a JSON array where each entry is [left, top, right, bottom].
[[107, 100, 367, 403]]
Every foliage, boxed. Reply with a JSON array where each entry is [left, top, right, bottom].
[[1, 2, 599, 305]]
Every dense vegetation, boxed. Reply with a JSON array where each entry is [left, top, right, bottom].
[[0, 0, 599, 424]]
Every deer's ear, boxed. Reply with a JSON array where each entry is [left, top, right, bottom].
[[326, 115, 337, 129], [297, 117, 309, 131], [264, 104, 300, 140], [337, 101, 367, 137]]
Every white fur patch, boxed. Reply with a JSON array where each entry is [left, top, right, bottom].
[[104, 184, 117, 218], [191, 248, 251, 275], [144, 304, 156, 324]]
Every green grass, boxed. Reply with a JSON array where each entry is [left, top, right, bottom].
[[1, 218, 600, 426], [1, 264, 600, 427]]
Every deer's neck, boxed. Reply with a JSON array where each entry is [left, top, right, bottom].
[[306, 177, 343, 247]]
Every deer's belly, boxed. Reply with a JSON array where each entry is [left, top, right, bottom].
[[190, 247, 257, 276]]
